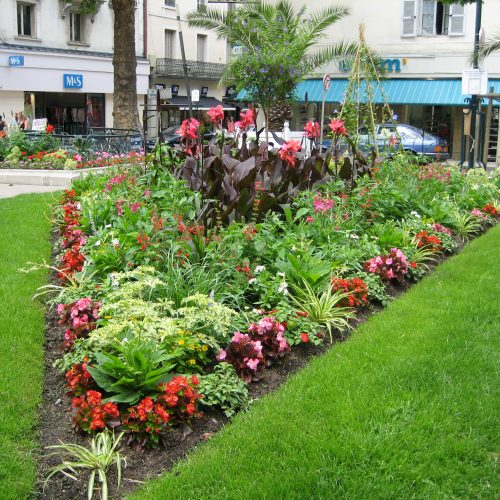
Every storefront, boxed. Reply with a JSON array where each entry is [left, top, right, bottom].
[[0, 44, 149, 132], [280, 78, 500, 160]]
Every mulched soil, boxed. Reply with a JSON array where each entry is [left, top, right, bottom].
[[35, 225, 489, 499]]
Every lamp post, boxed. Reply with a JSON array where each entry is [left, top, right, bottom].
[[176, 3, 193, 119], [467, 0, 483, 168]]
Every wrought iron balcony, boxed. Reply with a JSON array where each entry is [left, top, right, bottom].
[[156, 58, 226, 80]]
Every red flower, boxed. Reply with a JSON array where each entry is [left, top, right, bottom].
[[235, 109, 255, 132], [328, 118, 347, 136], [278, 140, 301, 168], [177, 118, 200, 140], [304, 120, 320, 140], [300, 333, 310, 343], [207, 105, 224, 125]]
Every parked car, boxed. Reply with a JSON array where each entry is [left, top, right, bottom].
[[322, 123, 449, 161], [358, 123, 449, 160]]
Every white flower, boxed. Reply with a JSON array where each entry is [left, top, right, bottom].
[[248, 278, 257, 285], [410, 211, 421, 218], [350, 234, 359, 239], [277, 272, 286, 278], [105, 224, 112, 229], [112, 238, 119, 247], [254, 265, 266, 274], [278, 281, 289, 295], [94, 240, 101, 247]]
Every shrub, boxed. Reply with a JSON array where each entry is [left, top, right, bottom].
[[247, 316, 289, 365], [198, 363, 249, 418], [217, 332, 264, 384], [363, 248, 409, 282], [71, 390, 120, 433], [331, 277, 369, 308], [121, 375, 202, 447], [58, 298, 101, 350]]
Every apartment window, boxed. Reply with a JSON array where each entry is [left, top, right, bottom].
[[69, 12, 85, 43], [17, 2, 35, 37], [165, 0, 175, 7], [402, 0, 465, 37], [165, 29, 176, 58], [197, 34, 207, 62]]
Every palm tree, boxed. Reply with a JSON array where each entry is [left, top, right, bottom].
[[187, 0, 356, 133], [479, 33, 500, 61]]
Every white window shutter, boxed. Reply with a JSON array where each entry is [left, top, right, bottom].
[[421, 0, 436, 35], [449, 4, 465, 36], [401, 0, 417, 37]]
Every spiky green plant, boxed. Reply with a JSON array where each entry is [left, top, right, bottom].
[[450, 211, 483, 241], [289, 279, 356, 342], [45, 432, 125, 500]]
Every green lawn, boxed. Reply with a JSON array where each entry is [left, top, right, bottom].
[[132, 224, 500, 500], [0, 194, 55, 499]]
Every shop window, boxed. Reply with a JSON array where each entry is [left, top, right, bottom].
[[197, 34, 207, 62], [165, 0, 175, 7], [69, 12, 86, 43], [17, 2, 35, 37], [165, 29, 176, 59], [402, 0, 465, 37]]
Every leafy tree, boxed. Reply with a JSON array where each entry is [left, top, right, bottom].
[[70, 0, 139, 129], [187, 0, 356, 133]]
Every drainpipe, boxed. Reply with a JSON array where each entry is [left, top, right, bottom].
[[143, 0, 147, 58]]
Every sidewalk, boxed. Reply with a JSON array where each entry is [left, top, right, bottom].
[[0, 184, 63, 199]]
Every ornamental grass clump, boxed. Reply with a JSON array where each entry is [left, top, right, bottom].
[[45, 431, 125, 500], [363, 248, 409, 282]]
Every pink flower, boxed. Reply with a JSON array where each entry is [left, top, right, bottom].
[[329, 118, 347, 136], [306, 216, 314, 223], [278, 140, 301, 167], [207, 105, 224, 126], [216, 349, 226, 361], [246, 358, 260, 371], [304, 120, 320, 140], [388, 134, 398, 146], [130, 202, 141, 213], [143, 189, 151, 198], [313, 195, 334, 213]]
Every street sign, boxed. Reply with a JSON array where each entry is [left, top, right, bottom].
[[462, 69, 488, 95], [323, 74, 331, 91], [9, 55, 24, 66], [191, 89, 200, 103], [147, 89, 157, 100], [63, 74, 83, 89]]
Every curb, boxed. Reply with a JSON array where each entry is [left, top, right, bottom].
[[0, 167, 112, 187]]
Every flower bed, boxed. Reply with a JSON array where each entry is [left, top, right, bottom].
[[38, 118, 500, 497]]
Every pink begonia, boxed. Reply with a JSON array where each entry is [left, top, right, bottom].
[[216, 349, 226, 361], [471, 208, 487, 220], [143, 188, 151, 198], [130, 202, 141, 213], [306, 216, 314, 223], [313, 195, 334, 213], [431, 223, 452, 235]]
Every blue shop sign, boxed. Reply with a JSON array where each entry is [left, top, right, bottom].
[[9, 55, 24, 66], [63, 74, 83, 89]]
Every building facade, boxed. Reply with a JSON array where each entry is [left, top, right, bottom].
[[283, 0, 500, 160], [0, 0, 149, 132], [146, 0, 233, 138]]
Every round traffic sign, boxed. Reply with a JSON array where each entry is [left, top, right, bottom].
[[323, 74, 331, 91]]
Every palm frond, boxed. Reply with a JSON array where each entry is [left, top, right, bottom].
[[306, 5, 350, 36], [304, 41, 358, 72]]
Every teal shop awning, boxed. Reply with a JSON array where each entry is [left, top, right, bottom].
[[238, 79, 500, 106]]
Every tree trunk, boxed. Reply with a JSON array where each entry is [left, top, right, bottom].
[[111, 0, 139, 129]]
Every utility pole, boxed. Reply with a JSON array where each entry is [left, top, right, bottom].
[[468, 0, 482, 168], [176, 3, 193, 119]]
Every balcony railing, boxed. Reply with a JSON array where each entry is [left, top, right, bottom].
[[156, 58, 226, 80]]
